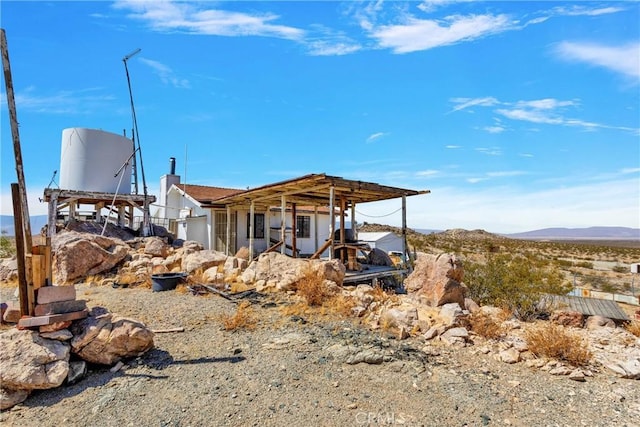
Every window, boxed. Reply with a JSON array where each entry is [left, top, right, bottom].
[[246, 213, 265, 239], [296, 215, 310, 238]]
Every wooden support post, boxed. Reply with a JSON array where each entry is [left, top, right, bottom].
[[226, 206, 231, 256], [280, 195, 286, 255], [402, 195, 414, 270], [47, 190, 58, 238], [45, 237, 52, 286], [351, 202, 357, 242], [328, 186, 334, 260], [339, 196, 347, 263], [11, 183, 29, 316], [291, 203, 297, 258], [249, 201, 255, 260], [314, 206, 319, 254]]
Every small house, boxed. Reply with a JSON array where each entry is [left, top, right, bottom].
[[357, 231, 404, 254], [154, 161, 429, 265]]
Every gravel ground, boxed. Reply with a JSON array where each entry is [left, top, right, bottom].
[[1, 283, 640, 427]]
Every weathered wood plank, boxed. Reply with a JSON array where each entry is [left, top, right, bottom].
[[17, 309, 88, 328], [34, 299, 87, 316]]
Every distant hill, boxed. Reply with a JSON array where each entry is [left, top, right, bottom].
[[505, 226, 640, 240], [0, 215, 49, 236]]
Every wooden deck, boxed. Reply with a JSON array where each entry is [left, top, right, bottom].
[[540, 294, 630, 322], [343, 265, 407, 285]]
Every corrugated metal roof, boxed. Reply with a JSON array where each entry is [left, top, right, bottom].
[[541, 294, 630, 321]]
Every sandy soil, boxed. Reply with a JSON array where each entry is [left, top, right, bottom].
[[1, 283, 640, 427]]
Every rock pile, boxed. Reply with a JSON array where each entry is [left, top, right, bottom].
[[0, 306, 154, 410]]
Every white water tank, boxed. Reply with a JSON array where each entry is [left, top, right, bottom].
[[59, 127, 134, 194]]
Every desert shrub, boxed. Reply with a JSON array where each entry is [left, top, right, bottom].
[[626, 321, 640, 338], [575, 261, 594, 269], [611, 265, 628, 274], [468, 312, 504, 339], [525, 322, 591, 366], [465, 254, 570, 320], [0, 231, 15, 258], [219, 301, 256, 331], [581, 275, 610, 291], [296, 266, 336, 306]]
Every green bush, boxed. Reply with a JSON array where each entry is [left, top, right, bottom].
[[465, 253, 571, 320], [0, 231, 16, 258]]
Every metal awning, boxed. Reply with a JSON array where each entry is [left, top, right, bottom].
[[541, 294, 630, 322]]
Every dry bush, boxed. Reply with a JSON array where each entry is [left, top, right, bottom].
[[468, 312, 505, 339], [296, 266, 336, 306], [0, 277, 18, 288], [525, 322, 591, 367], [219, 301, 256, 331], [626, 320, 640, 338], [187, 269, 207, 285], [370, 285, 398, 304], [328, 294, 357, 316]]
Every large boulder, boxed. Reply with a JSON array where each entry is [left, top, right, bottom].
[[182, 250, 228, 274], [1, 387, 30, 410], [70, 307, 154, 365], [52, 231, 130, 282], [404, 252, 467, 307], [240, 252, 345, 291], [0, 257, 18, 282], [0, 329, 70, 391], [143, 236, 171, 258]]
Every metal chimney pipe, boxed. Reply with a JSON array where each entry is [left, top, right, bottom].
[[169, 157, 176, 175]]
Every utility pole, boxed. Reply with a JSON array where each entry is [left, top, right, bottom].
[[2, 28, 35, 314]]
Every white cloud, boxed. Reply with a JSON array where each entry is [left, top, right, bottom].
[[620, 167, 640, 174], [466, 177, 486, 184], [475, 147, 502, 156], [554, 41, 640, 80], [366, 132, 388, 143], [551, 6, 625, 17], [306, 40, 361, 56], [515, 98, 578, 110], [486, 171, 527, 178], [418, 1, 473, 13], [369, 14, 515, 54], [416, 170, 439, 177], [449, 97, 499, 112], [519, 153, 534, 158], [448, 96, 640, 134], [445, 145, 461, 149], [482, 126, 505, 134], [0, 86, 115, 115], [113, 0, 304, 40], [139, 58, 190, 89]]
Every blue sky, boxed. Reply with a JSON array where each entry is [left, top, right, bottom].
[[1, 0, 639, 233]]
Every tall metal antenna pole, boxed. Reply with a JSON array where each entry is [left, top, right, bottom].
[[122, 48, 152, 235]]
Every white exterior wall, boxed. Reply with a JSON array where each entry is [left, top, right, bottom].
[[233, 209, 332, 257], [358, 232, 403, 254], [165, 184, 333, 255], [167, 186, 213, 249]]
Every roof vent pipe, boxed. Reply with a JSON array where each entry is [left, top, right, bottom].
[[169, 157, 176, 175]]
